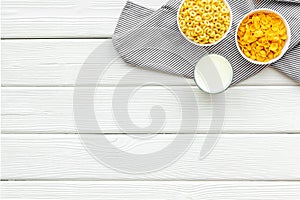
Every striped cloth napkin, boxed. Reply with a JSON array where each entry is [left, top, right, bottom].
[[112, 0, 300, 84], [276, 0, 300, 3]]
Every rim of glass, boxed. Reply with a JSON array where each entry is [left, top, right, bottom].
[[193, 54, 234, 94]]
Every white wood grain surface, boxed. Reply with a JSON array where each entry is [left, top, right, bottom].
[[2, 134, 300, 180], [2, 181, 300, 200], [1, 0, 165, 38], [2, 0, 300, 197], [2, 86, 300, 134], [2, 39, 298, 87]]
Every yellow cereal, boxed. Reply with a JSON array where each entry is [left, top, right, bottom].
[[270, 43, 279, 51], [178, 0, 231, 45], [237, 11, 288, 62]]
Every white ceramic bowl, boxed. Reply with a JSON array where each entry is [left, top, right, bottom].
[[235, 9, 291, 65], [177, 0, 232, 47]]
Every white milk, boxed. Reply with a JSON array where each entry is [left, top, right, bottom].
[[194, 54, 233, 94]]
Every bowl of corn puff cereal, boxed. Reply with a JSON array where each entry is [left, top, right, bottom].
[[236, 9, 291, 64], [177, 0, 232, 46]]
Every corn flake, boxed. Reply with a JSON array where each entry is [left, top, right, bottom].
[[237, 11, 288, 62]]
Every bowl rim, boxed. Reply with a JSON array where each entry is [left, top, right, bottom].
[[177, 0, 233, 47], [235, 8, 291, 65]]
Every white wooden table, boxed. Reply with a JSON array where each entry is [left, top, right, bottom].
[[1, 0, 300, 199]]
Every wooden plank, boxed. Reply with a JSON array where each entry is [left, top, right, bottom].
[[2, 134, 300, 180], [2, 181, 300, 200], [2, 39, 298, 87], [1, 0, 164, 38], [2, 86, 300, 134]]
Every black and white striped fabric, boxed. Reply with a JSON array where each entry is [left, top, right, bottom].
[[112, 0, 300, 84], [276, 0, 300, 3]]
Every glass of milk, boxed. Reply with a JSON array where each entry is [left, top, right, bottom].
[[194, 54, 233, 94]]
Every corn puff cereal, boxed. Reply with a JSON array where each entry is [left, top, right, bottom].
[[178, 0, 231, 45], [237, 11, 288, 62]]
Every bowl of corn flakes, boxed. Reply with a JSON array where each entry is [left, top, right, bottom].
[[236, 9, 291, 65], [177, 0, 232, 46]]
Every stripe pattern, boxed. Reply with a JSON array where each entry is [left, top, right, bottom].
[[276, 0, 300, 3], [112, 0, 300, 84]]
